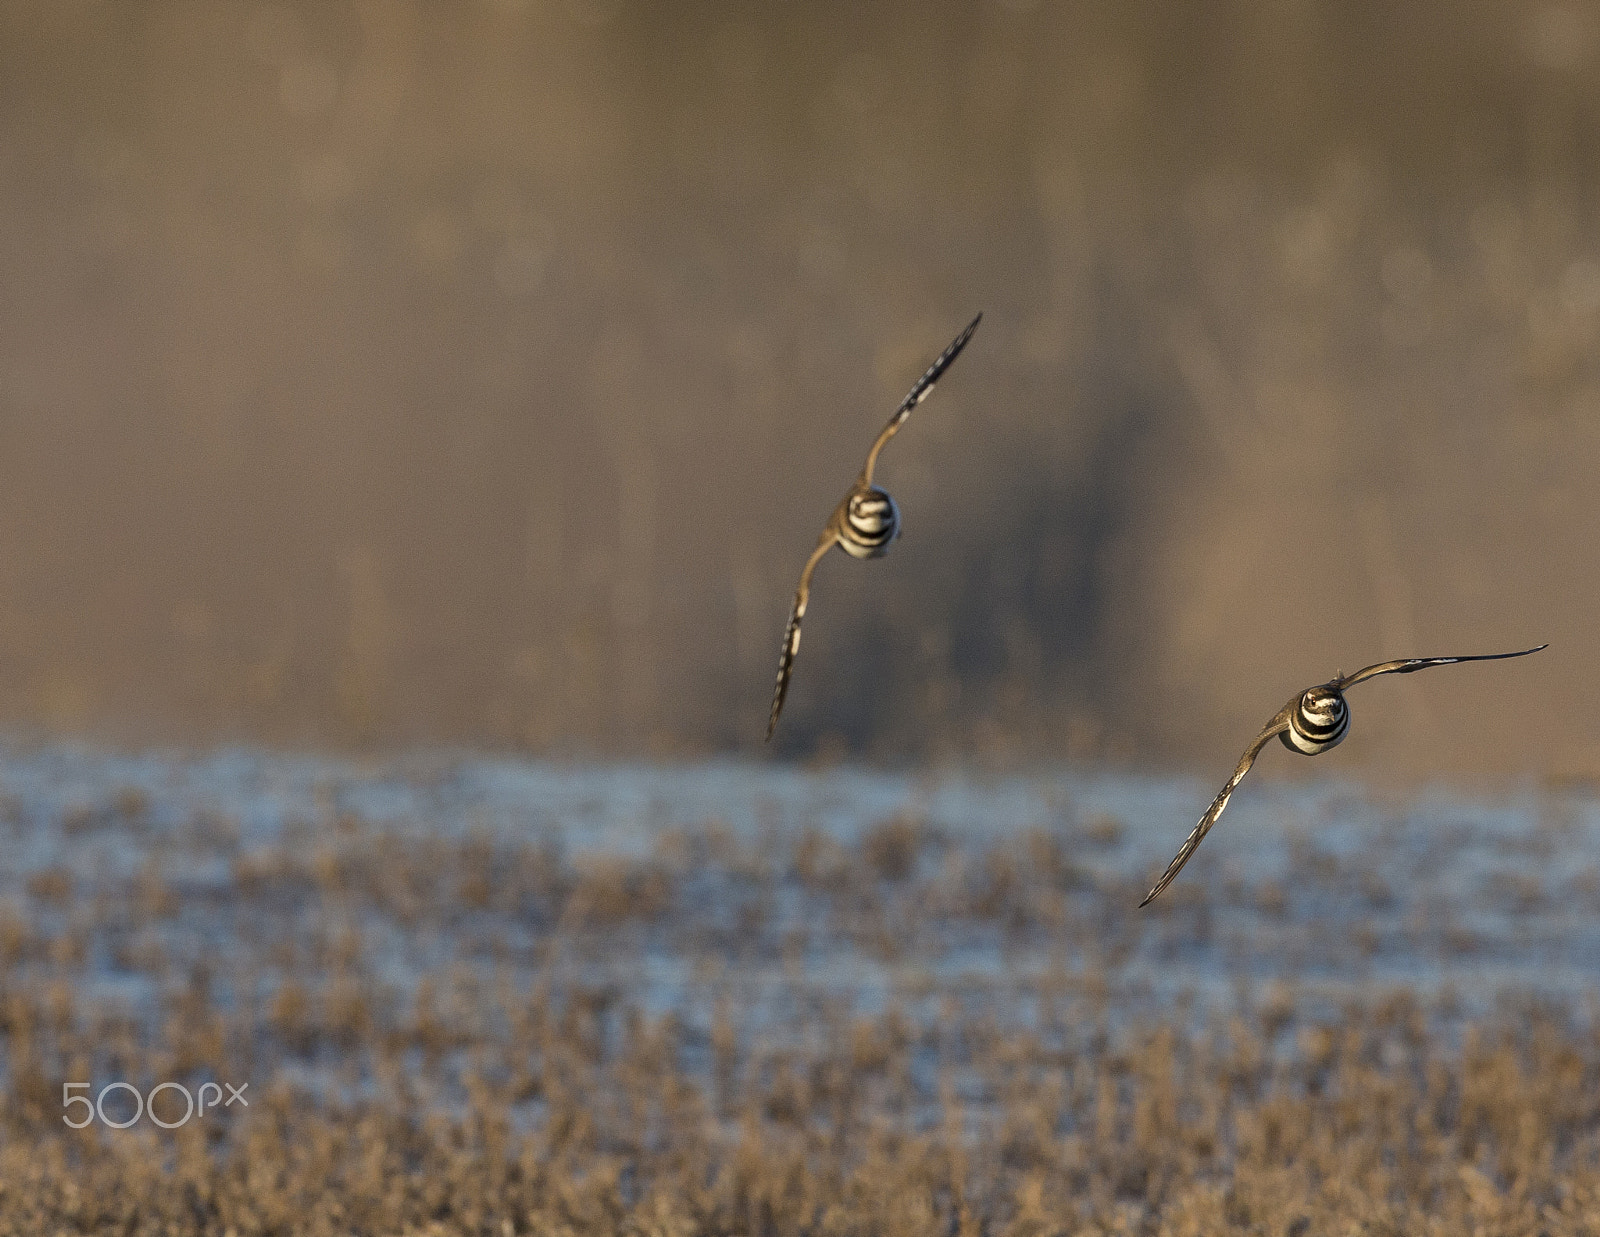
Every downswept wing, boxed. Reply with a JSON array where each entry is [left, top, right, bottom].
[[861, 312, 982, 486], [1139, 703, 1295, 907], [765, 535, 838, 741], [1332, 644, 1547, 691]]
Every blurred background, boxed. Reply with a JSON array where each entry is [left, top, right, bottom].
[[0, 0, 1595, 774]]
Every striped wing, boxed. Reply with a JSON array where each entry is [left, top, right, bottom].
[[765, 536, 837, 741], [1139, 704, 1294, 907], [861, 312, 982, 485], [1334, 644, 1547, 691]]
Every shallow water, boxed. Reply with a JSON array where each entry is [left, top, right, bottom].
[[5, 745, 1594, 1233], [3, 744, 1596, 1044]]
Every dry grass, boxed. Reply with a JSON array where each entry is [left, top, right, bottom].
[[0, 766, 1598, 1235]]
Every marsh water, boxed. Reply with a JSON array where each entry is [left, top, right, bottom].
[[6, 746, 1596, 1056]]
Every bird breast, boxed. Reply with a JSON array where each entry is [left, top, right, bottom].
[[1280, 686, 1350, 755], [839, 487, 900, 559]]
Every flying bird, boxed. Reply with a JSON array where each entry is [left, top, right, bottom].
[[765, 313, 983, 741], [1138, 644, 1548, 907]]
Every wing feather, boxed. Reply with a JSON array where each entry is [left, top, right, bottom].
[[1334, 644, 1547, 691], [765, 536, 837, 741], [860, 313, 982, 485], [1139, 705, 1294, 907]]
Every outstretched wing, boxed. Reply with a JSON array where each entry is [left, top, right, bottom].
[[860, 312, 982, 486], [1333, 644, 1547, 691], [765, 535, 838, 741], [1139, 703, 1295, 908]]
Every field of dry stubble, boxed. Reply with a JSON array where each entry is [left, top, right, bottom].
[[0, 753, 1599, 1235]]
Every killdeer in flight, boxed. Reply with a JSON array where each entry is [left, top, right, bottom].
[[765, 313, 982, 741], [1139, 644, 1547, 906]]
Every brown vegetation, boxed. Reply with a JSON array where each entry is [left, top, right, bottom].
[[0, 776, 1597, 1234]]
